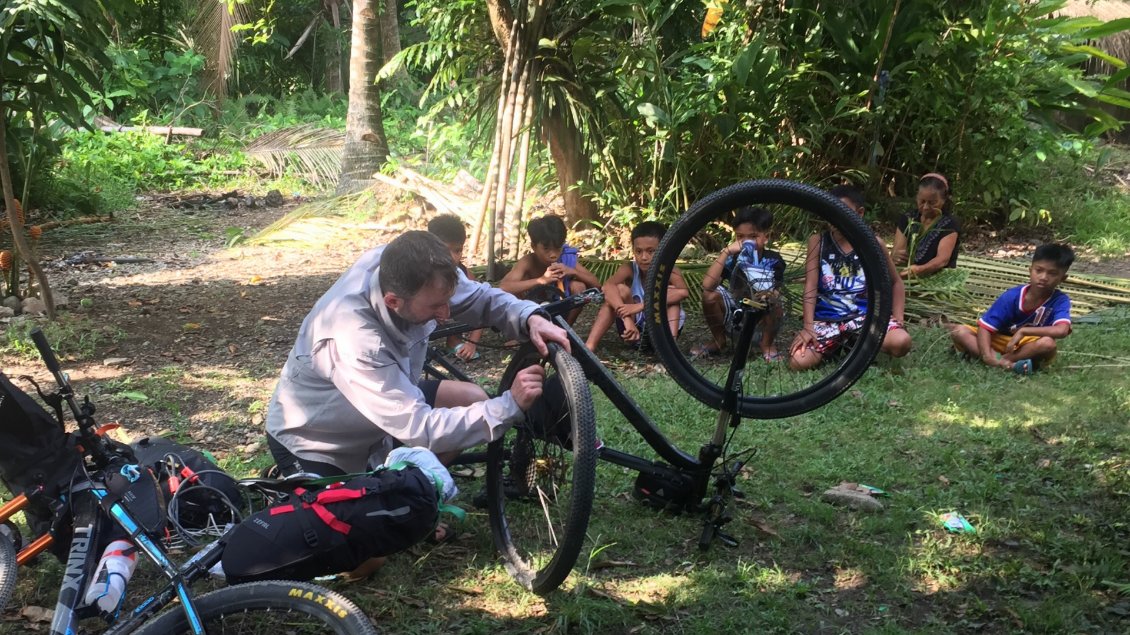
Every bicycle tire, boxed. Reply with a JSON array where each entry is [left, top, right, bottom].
[[487, 344, 597, 595], [133, 580, 378, 635], [0, 529, 16, 611], [646, 179, 893, 419]]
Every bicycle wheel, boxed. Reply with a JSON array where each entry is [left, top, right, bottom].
[[0, 529, 16, 610], [134, 580, 378, 635], [487, 344, 597, 595], [646, 179, 893, 419]]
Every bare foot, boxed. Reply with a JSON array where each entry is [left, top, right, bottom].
[[340, 556, 387, 582]]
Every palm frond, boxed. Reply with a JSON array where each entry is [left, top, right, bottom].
[[249, 189, 382, 245], [191, 0, 251, 98], [244, 125, 345, 186]]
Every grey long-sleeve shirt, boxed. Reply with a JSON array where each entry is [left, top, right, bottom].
[[266, 245, 540, 472]]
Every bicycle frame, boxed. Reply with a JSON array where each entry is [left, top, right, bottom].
[[425, 289, 765, 546], [5, 329, 238, 634]]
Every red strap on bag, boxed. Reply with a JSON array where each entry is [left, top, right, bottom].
[[268, 486, 367, 535]]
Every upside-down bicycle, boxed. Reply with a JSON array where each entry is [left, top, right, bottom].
[[426, 179, 894, 595]]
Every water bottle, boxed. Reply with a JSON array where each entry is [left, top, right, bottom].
[[739, 240, 760, 266], [84, 539, 137, 615]]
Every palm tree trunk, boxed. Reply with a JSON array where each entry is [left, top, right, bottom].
[[542, 110, 597, 226], [338, 0, 391, 194], [324, 0, 344, 94], [0, 101, 55, 318]]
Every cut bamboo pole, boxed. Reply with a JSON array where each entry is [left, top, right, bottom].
[[471, 21, 519, 261], [511, 65, 537, 258]]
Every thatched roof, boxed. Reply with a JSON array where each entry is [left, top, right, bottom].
[[1059, 0, 1130, 21]]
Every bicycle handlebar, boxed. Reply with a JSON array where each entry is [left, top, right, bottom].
[[29, 328, 123, 468]]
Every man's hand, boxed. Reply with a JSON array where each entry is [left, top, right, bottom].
[[527, 314, 571, 355], [510, 364, 546, 411]]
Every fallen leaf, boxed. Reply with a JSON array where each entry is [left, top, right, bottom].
[[588, 558, 637, 571], [938, 475, 951, 486], [183, 323, 201, 330], [20, 606, 52, 623], [228, 343, 238, 355], [128, 299, 143, 307], [749, 516, 780, 538], [248, 275, 263, 285], [117, 391, 150, 402], [1036, 458, 1052, 469]]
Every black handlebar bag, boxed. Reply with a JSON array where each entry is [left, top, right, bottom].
[[0, 371, 82, 554], [220, 465, 441, 583]]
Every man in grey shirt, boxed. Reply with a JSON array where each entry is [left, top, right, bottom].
[[266, 230, 569, 476]]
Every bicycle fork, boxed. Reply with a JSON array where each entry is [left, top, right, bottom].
[[695, 307, 760, 550]]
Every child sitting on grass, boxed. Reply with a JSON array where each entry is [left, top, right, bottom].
[[427, 214, 482, 360], [584, 221, 689, 352], [500, 214, 600, 324], [949, 242, 1074, 374], [789, 185, 911, 371], [693, 206, 785, 360]]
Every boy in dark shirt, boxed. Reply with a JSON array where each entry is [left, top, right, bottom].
[[693, 206, 786, 360]]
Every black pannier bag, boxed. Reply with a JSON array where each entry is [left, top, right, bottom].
[[0, 371, 82, 542], [220, 465, 441, 583]]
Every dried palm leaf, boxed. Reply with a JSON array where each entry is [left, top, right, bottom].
[[244, 125, 345, 186], [249, 189, 379, 245], [191, 0, 251, 102]]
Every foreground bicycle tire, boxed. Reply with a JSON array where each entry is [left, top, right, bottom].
[[647, 179, 893, 419], [487, 344, 597, 594], [0, 531, 15, 610], [134, 580, 378, 634]]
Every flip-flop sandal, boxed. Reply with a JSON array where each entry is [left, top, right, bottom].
[[762, 351, 783, 362], [1012, 359, 1035, 375]]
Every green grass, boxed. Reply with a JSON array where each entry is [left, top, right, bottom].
[[340, 312, 1128, 634], [6, 313, 1128, 633]]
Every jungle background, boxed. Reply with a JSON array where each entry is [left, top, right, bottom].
[[1, 0, 1130, 633]]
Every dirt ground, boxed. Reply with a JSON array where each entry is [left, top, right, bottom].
[[1, 194, 416, 459], [2, 191, 1129, 463]]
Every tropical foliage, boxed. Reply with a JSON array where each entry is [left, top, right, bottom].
[[3, 0, 1130, 246], [399, 0, 1130, 229]]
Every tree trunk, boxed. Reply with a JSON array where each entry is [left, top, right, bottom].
[[379, 0, 411, 87], [542, 109, 597, 226], [380, 0, 402, 65], [485, 0, 596, 227], [337, 0, 390, 194], [485, 0, 515, 51], [0, 101, 55, 318], [324, 0, 344, 94]]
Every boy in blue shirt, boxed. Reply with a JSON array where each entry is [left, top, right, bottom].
[[950, 242, 1074, 374], [584, 221, 689, 352]]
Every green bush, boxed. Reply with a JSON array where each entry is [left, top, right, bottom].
[[48, 130, 250, 214]]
